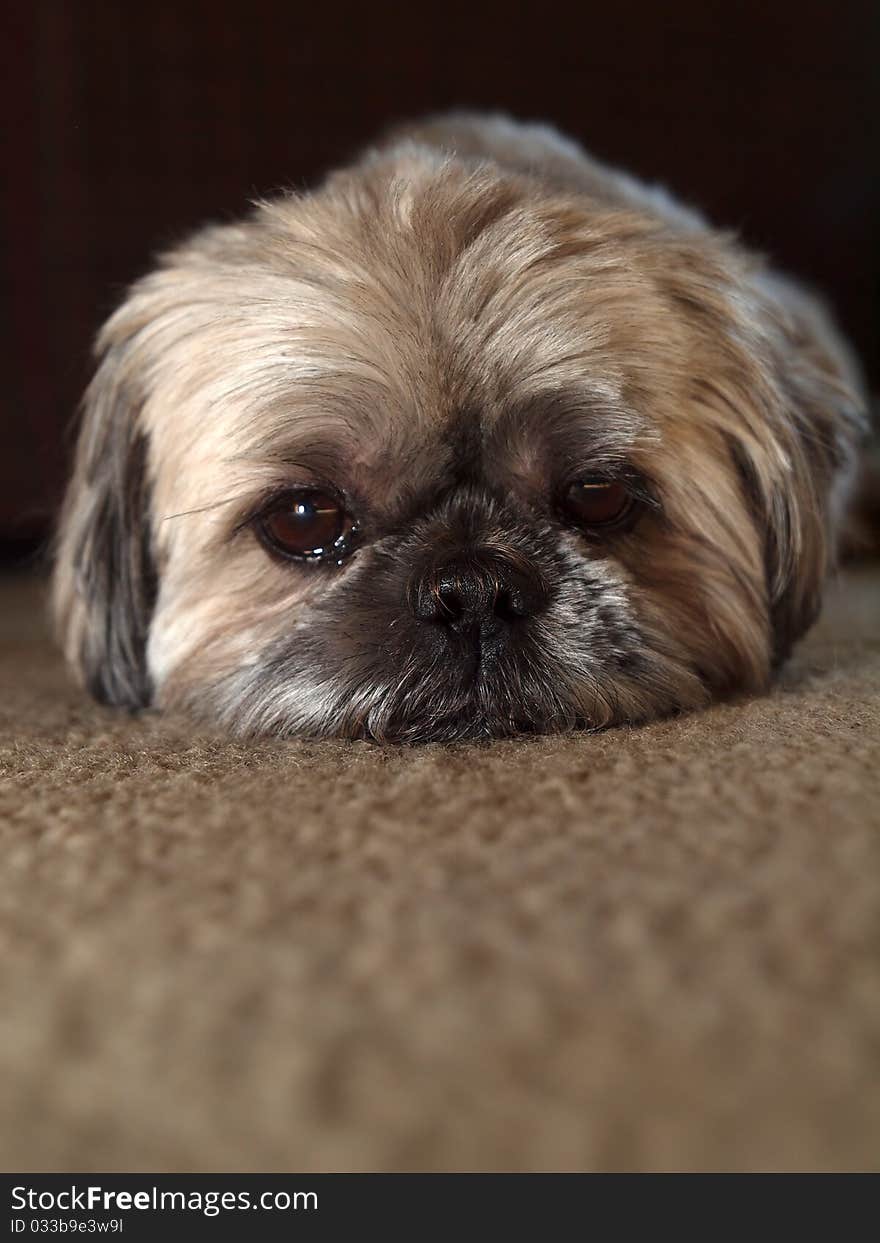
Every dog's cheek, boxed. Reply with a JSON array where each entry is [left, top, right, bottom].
[[142, 544, 392, 735], [535, 540, 706, 726], [546, 504, 773, 720], [146, 587, 292, 726]]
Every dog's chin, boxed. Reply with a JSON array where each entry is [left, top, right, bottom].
[[219, 679, 558, 745], [352, 641, 579, 744], [254, 688, 583, 745], [363, 680, 583, 744]]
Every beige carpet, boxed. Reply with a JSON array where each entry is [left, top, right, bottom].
[[1, 569, 878, 1172]]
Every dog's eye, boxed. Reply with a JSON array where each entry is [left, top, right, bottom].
[[256, 489, 355, 562], [561, 478, 633, 531]]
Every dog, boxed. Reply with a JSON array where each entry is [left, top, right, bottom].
[[51, 114, 867, 741]]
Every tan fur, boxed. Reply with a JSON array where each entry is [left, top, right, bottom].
[[52, 114, 866, 740]]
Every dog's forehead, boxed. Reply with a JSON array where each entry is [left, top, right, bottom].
[[239, 175, 660, 505], [146, 159, 688, 525], [243, 361, 642, 518]]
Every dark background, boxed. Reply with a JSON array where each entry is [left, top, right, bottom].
[[4, 0, 877, 551]]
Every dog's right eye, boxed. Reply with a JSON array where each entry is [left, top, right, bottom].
[[255, 489, 356, 563]]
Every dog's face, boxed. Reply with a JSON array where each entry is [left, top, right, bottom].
[[53, 141, 864, 741]]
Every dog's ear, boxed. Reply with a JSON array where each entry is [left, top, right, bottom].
[[52, 342, 157, 709], [751, 279, 867, 665]]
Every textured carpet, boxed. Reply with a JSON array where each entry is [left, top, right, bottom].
[[1, 569, 878, 1172]]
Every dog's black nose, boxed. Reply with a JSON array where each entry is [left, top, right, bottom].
[[410, 556, 548, 639]]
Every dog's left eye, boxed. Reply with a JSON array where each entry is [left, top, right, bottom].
[[561, 478, 634, 531], [256, 489, 355, 562]]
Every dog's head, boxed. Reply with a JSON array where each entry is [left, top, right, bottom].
[[52, 143, 865, 740]]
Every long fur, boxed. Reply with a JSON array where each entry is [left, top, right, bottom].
[[52, 114, 867, 741]]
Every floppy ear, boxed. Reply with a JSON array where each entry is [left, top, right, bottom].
[[753, 277, 867, 665], [52, 343, 157, 709]]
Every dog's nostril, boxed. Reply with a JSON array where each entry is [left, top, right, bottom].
[[437, 580, 467, 620], [493, 585, 528, 621]]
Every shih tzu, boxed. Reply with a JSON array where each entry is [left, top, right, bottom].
[[52, 114, 867, 741]]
